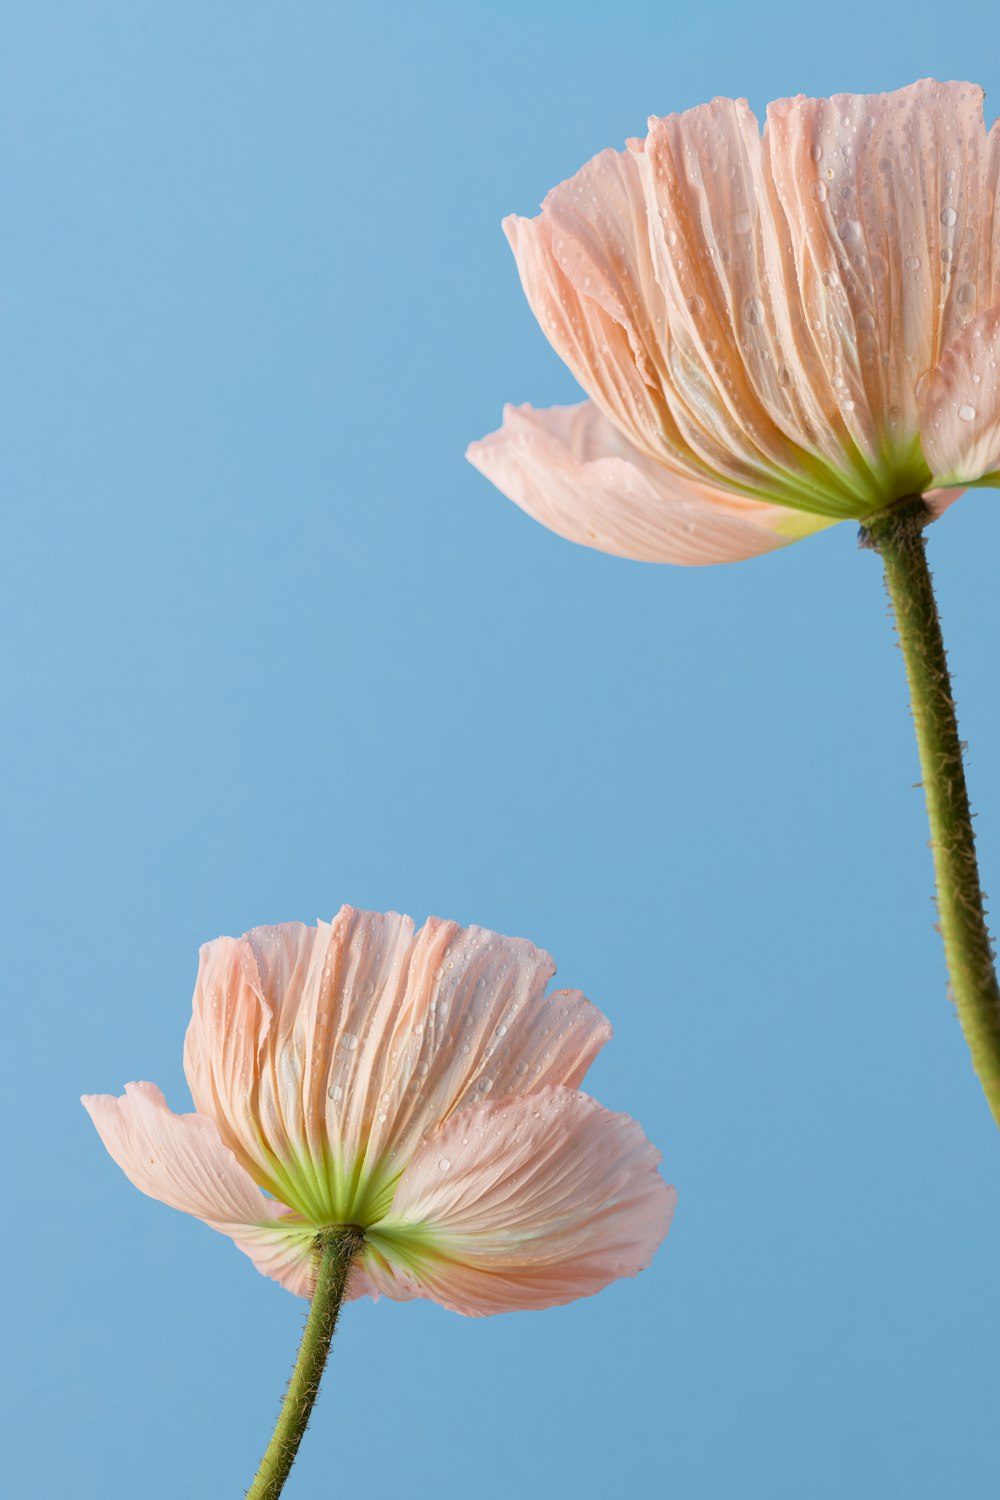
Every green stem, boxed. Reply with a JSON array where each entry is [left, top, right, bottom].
[[247, 1226, 364, 1500], [862, 498, 1000, 1127]]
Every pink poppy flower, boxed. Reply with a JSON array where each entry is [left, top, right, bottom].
[[467, 79, 999, 564], [83, 907, 673, 1316]]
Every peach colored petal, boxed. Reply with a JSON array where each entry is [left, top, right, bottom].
[[468, 401, 832, 564], [504, 149, 677, 468], [766, 81, 990, 488], [352, 917, 611, 1210], [364, 1087, 674, 1316], [923, 486, 967, 519], [638, 96, 870, 512], [81, 1082, 313, 1293], [482, 79, 995, 549], [985, 119, 1000, 308], [504, 105, 874, 516], [184, 911, 417, 1222], [184, 909, 612, 1225], [921, 302, 1000, 484]]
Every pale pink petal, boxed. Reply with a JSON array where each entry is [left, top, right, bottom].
[[363, 1087, 674, 1317], [985, 120, 1000, 308], [82, 1082, 313, 1293], [184, 909, 612, 1227], [351, 918, 613, 1218], [184, 911, 417, 1222], [507, 107, 872, 517], [233, 1222, 318, 1297], [923, 486, 967, 519], [504, 149, 677, 467], [468, 401, 831, 564], [766, 80, 990, 489], [639, 96, 870, 511], [920, 302, 1000, 483]]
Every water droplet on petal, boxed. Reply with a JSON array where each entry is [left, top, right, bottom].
[[940, 207, 957, 227], [438, 1158, 451, 1172], [958, 403, 977, 422]]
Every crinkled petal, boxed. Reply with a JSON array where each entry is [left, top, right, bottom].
[[767, 80, 990, 491], [493, 80, 993, 532], [639, 96, 870, 514], [363, 1087, 674, 1316], [184, 911, 417, 1222], [504, 150, 677, 467], [506, 105, 875, 516], [184, 909, 612, 1227], [921, 302, 1000, 484], [351, 917, 612, 1218], [987, 121, 1000, 306], [468, 401, 832, 564], [81, 1082, 312, 1293]]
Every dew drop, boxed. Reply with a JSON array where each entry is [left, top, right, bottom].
[[956, 282, 976, 306], [904, 255, 921, 270], [438, 1157, 451, 1172], [838, 219, 862, 243], [940, 206, 958, 227], [809, 181, 827, 202], [743, 296, 765, 326], [857, 310, 876, 332], [958, 403, 977, 422], [328, 1084, 343, 1101], [810, 143, 823, 162]]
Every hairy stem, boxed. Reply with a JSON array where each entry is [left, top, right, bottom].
[[246, 1226, 364, 1500], [862, 497, 1000, 1126]]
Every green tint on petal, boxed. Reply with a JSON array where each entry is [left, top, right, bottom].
[[769, 508, 839, 541]]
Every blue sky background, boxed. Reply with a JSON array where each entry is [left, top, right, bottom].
[[4, 3, 1000, 1495]]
